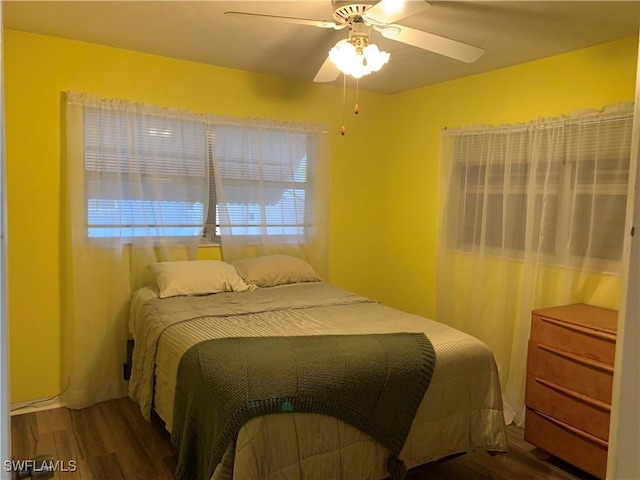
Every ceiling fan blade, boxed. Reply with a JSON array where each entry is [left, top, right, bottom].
[[224, 11, 345, 30], [363, 0, 431, 26], [314, 56, 341, 83], [378, 25, 484, 63]]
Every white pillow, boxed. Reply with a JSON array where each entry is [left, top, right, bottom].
[[148, 260, 254, 299], [232, 255, 322, 288]]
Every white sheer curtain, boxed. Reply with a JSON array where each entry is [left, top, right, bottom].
[[207, 117, 330, 278], [437, 103, 634, 425], [63, 93, 208, 408]]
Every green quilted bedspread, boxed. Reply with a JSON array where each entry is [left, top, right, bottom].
[[171, 332, 436, 480]]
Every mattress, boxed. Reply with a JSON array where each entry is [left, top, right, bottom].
[[128, 282, 508, 480]]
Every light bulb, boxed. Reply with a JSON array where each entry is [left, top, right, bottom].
[[329, 40, 390, 78], [363, 44, 390, 73]]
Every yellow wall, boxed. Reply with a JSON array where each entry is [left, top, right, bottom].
[[3, 29, 391, 402], [4, 29, 638, 403], [378, 37, 638, 319]]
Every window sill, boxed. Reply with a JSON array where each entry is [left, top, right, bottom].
[[446, 246, 621, 276], [199, 240, 221, 248]]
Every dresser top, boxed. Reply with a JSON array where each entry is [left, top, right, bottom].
[[533, 303, 618, 334]]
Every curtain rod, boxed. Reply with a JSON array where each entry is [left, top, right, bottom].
[[66, 91, 329, 135], [442, 113, 634, 137]]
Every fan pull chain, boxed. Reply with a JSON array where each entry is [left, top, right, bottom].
[[354, 78, 360, 115], [341, 73, 347, 136]]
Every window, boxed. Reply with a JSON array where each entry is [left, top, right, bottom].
[[207, 124, 314, 240], [448, 111, 633, 264], [84, 108, 208, 238], [84, 109, 316, 242]]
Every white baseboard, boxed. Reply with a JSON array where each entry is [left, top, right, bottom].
[[10, 395, 67, 416]]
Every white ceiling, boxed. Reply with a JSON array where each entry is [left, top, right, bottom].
[[4, 1, 640, 94]]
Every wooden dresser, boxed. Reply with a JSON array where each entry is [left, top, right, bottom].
[[524, 303, 617, 479]]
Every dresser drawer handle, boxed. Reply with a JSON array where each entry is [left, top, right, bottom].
[[540, 317, 616, 341], [534, 377, 611, 412], [536, 344, 615, 373], [535, 411, 609, 449]]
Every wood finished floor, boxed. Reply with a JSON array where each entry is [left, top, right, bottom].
[[11, 397, 598, 480]]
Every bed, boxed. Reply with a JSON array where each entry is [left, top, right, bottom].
[[128, 260, 508, 480]]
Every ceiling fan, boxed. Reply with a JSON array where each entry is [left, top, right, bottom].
[[224, 0, 485, 83]]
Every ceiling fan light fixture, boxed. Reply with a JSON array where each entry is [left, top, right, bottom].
[[329, 39, 390, 79]]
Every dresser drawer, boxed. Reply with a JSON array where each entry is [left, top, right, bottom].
[[527, 340, 614, 403], [531, 313, 616, 365], [525, 408, 608, 479], [525, 374, 611, 441]]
